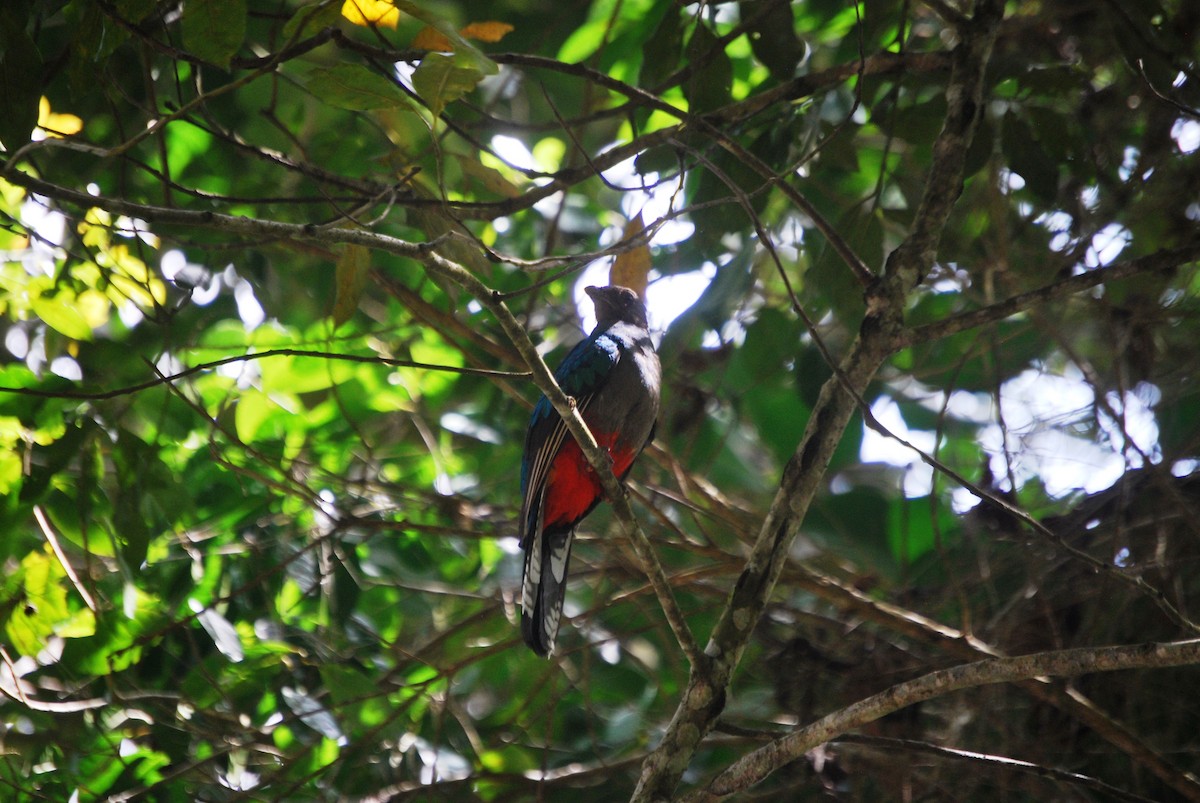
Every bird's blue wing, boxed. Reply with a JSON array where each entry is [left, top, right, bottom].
[[519, 332, 622, 538], [555, 332, 621, 396]]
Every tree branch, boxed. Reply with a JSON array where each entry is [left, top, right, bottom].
[[631, 2, 1004, 798], [903, 241, 1200, 346], [691, 639, 1200, 800], [833, 734, 1160, 803], [787, 563, 1200, 801], [0, 347, 527, 402]]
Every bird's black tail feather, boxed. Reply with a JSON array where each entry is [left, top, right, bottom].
[[520, 525, 574, 656]]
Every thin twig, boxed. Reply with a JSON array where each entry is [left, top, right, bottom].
[[0, 347, 527, 402], [34, 506, 99, 613], [831, 734, 1165, 803], [902, 242, 1200, 346], [0, 646, 108, 712]]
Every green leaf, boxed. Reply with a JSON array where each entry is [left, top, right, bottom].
[[234, 388, 280, 443], [6, 549, 69, 656], [455, 153, 522, 198], [31, 293, 94, 341], [639, 8, 684, 89], [808, 208, 883, 325], [0, 24, 42, 151], [61, 587, 163, 675], [114, 486, 151, 568], [77, 743, 126, 797], [743, 386, 810, 466], [412, 53, 483, 118], [684, 23, 732, 114], [331, 548, 361, 625], [0, 447, 21, 495], [861, 0, 903, 51], [1002, 110, 1059, 203], [808, 488, 894, 575], [258, 353, 347, 395], [412, 204, 491, 272], [283, 1, 344, 42], [332, 243, 370, 327], [742, 0, 805, 81], [114, 0, 160, 25], [1157, 386, 1200, 454], [306, 63, 413, 111], [887, 95, 947, 149], [728, 307, 801, 384], [888, 495, 957, 565], [181, 0, 246, 70]]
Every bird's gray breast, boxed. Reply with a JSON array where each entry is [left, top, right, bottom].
[[586, 324, 660, 449]]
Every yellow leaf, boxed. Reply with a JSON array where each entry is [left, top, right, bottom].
[[108, 274, 157, 309], [412, 26, 453, 51], [459, 21, 513, 43], [102, 244, 168, 308], [341, 0, 399, 29], [75, 289, 112, 330], [610, 213, 651, 299], [78, 208, 111, 249], [37, 97, 82, 138]]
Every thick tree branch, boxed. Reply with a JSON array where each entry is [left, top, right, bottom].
[[788, 564, 1200, 801], [692, 639, 1200, 800], [631, 3, 1004, 799]]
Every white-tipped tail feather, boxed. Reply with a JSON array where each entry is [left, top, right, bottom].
[[520, 525, 574, 657]]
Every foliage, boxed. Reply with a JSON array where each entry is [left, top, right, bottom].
[[1, 0, 1199, 800]]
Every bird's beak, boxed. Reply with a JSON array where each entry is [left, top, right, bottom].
[[584, 285, 601, 301]]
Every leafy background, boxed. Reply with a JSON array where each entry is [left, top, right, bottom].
[[1, 0, 1199, 800]]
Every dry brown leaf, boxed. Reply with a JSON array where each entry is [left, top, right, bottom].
[[332, 244, 370, 328], [411, 26, 453, 51], [610, 213, 651, 299], [459, 21, 514, 43], [413, 20, 513, 51]]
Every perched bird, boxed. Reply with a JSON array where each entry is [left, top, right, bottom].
[[519, 285, 661, 656]]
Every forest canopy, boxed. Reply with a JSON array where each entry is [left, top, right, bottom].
[[2, 0, 1200, 800]]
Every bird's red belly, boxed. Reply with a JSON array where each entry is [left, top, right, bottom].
[[542, 433, 636, 527]]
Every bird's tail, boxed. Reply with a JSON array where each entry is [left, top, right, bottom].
[[520, 524, 574, 656]]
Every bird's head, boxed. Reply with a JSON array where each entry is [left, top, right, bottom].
[[585, 285, 648, 330]]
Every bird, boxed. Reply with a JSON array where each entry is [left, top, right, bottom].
[[519, 285, 661, 656]]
